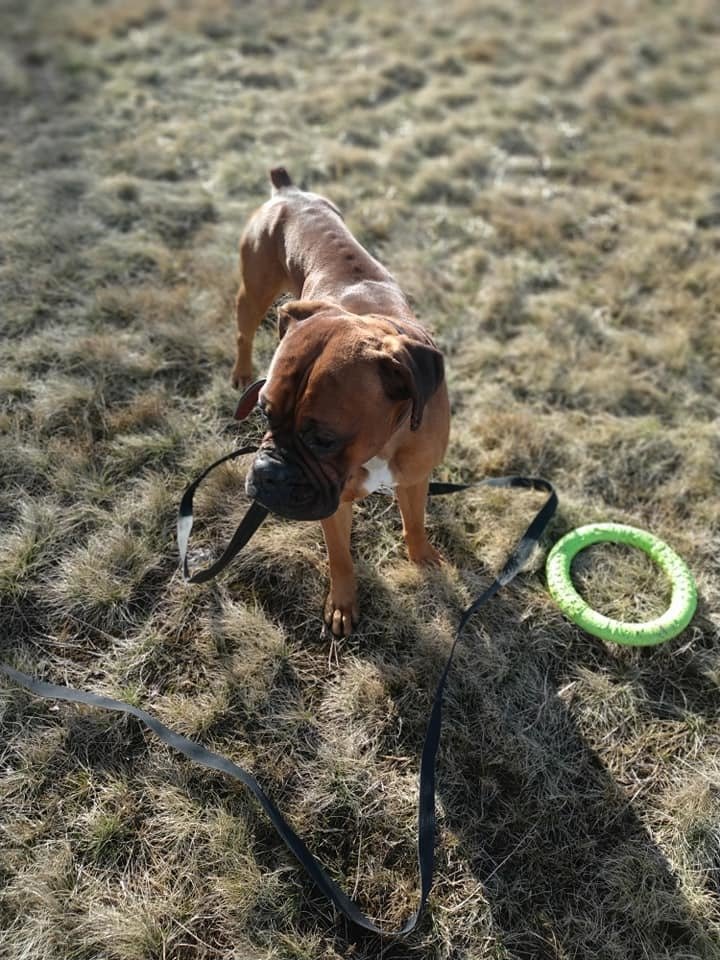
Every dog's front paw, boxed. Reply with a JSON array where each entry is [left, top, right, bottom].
[[324, 581, 359, 638], [407, 540, 445, 568]]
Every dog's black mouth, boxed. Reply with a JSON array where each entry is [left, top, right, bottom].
[[245, 446, 340, 520]]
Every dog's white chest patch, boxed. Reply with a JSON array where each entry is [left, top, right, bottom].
[[362, 457, 396, 495]]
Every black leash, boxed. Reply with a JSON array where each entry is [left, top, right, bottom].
[[1, 380, 558, 936], [177, 444, 269, 585]]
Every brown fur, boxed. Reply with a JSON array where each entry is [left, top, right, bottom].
[[234, 171, 450, 636]]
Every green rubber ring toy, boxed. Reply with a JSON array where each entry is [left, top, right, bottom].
[[546, 523, 697, 645]]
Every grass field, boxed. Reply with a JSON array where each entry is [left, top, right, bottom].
[[1, 0, 720, 957]]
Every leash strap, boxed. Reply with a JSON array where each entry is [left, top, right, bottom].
[[2, 428, 557, 935], [178, 378, 269, 584], [177, 444, 269, 584], [233, 378, 265, 422]]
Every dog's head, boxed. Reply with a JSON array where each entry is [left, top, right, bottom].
[[245, 300, 444, 520]]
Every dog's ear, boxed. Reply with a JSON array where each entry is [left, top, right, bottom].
[[277, 300, 332, 340], [377, 335, 444, 431]]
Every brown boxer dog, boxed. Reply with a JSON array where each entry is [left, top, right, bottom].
[[233, 168, 450, 636]]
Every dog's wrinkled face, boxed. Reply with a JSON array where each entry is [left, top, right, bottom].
[[245, 301, 443, 520]]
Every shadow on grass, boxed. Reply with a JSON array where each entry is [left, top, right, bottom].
[[231, 499, 714, 960]]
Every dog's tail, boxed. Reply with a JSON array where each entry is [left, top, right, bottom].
[[269, 166, 293, 193]]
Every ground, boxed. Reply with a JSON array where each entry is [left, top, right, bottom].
[[1, 1, 719, 958]]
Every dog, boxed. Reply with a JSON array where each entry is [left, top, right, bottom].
[[233, 168, 450, 636]]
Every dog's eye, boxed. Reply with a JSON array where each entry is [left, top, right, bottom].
[[303, 429, 341, 455]]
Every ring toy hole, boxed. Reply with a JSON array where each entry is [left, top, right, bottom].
[[546, 523, 697, 646], [571, 542, 669, 621]]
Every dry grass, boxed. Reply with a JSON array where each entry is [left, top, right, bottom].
[[2, 0, 720, 957]]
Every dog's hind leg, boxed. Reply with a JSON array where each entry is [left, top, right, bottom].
[[231, 211, 290, 389]]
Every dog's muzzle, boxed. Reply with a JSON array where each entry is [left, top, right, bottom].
[[245, 446, 340, 521]]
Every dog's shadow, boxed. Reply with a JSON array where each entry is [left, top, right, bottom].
[[222, 495, 714, 959]]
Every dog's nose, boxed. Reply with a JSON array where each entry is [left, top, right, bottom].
[[245, 447, 338, 520], [246, 449, 291, 494]]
